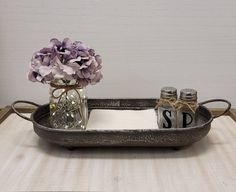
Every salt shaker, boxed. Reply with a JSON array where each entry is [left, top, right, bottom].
[[176, 89, 198, 128], [156, 87, 177, 128]]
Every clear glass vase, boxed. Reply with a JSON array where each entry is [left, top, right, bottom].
[[49, 82, 88, 129]]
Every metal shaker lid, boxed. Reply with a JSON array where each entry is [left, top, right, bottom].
[[180, 88, 197, 101], [160, 87, 177, 99]]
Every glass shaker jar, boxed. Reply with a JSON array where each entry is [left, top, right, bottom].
[[156, 87, 177, 128], [176, 88, 198, 128]]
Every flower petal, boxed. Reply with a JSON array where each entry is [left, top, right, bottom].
[[73, 41, 88, 51], [28, 70, 38, 82], [62, 38, 73, 49], [88, 49, 95, 56], [91, 71, 103, 84], [36, 75, 43, 82], [39, 66, 52, 77], [79, 65, 88, 69], [95, 55, 102, 65], [67, 62, 80, 71], [61, 65, 75, 75], [69, 57, 82, 63], [49, 38, 62, 48]]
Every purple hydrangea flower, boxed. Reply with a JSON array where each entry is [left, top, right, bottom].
[[28, 38, 103, 87]]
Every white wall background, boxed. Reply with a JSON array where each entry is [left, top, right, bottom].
[[0, 0, 236, 107]]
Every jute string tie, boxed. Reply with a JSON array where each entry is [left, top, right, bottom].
[[50, 83, 82, 101], [155, 98, 177, 110], [156, 98, 198, 113], [50, 83, 85, 123], [174, 100, 198, 113]]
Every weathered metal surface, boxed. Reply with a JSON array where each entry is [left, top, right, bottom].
[[30, 99, 213, 147]]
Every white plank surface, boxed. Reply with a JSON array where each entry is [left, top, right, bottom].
[[0, 0, 236, 107], [0, 114, 236, 191]]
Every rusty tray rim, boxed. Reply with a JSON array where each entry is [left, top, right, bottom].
[[1, 99, 236, 124], [31, 104, 212, 133], [0, 99, 233, 147]]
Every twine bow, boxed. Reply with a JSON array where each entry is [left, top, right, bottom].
[[50, 83, 82, 101], [155, 98, 198, 113], [50, 83, 85, 124], [155, 98, 177, 110], [174, 100, 198, 113]]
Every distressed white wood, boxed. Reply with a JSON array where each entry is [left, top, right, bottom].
[[0, 114, 236, 191], [0, 0, 236, 107]]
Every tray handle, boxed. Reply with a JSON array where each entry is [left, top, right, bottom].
[[199, 99, 231, 119], [11, 100, 40, 122]]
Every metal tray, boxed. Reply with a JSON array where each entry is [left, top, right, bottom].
[[12, 99, 231, 148]]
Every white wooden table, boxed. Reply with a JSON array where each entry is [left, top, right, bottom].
[[0, 113, 236, 192]]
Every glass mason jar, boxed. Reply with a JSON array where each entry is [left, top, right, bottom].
[[49, 81, 88, 129]]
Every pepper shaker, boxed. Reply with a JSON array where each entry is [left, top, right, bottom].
[[176, 89, 198, 128]]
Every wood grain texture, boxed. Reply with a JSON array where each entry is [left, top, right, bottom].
[[0, 114, 236, 191], [0, 106, 11, 124]]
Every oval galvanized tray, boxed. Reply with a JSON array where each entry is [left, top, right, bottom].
[[12, 99, 231, 148]]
